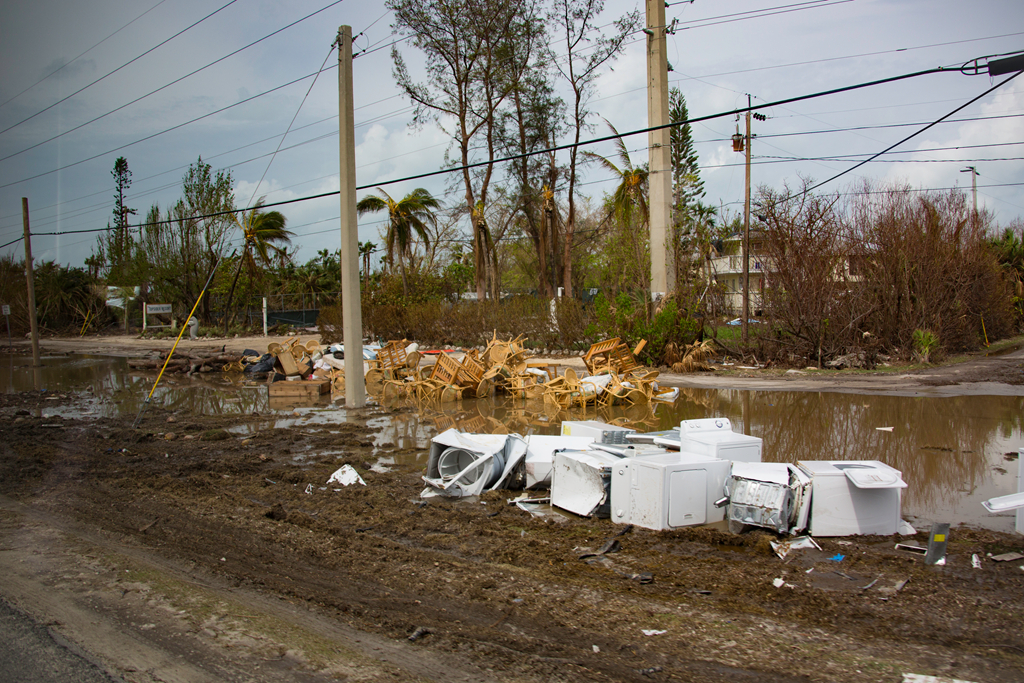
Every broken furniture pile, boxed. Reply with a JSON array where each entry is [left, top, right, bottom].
[[423, 417, 916, 540], [129, 350, 242, 374], [375, 335, 677, 407]]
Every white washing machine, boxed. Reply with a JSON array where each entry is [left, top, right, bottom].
[[797, 460, 908, 537], [678, 417, 762, 462], [610, 452, 731, 530]]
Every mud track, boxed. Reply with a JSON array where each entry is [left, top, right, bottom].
[[1, 393, 1023, 682]]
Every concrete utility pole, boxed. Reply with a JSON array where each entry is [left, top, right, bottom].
[[337, 25, 366, 408], [21, 198, 40, 370], [646, 0, 674, 299], [961, 166, 978, 226], [742, 96, 752, 345]]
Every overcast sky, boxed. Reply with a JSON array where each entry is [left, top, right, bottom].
[[0, 0, 1022, 272]]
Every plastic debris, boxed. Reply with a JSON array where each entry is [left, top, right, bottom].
[[971, 554, 982, 569], [641, 629, 667, 636], [901, 674, 979, 683], [770, 535, 821, 560], [327, 464, 366, 487], [828, 554, 845, 562]]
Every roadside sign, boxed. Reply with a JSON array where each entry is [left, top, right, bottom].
[[146, 303, 172, 315], [1, 305, 9, 316]]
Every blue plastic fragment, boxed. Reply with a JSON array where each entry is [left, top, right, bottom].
[[827, 554, 845, 562]]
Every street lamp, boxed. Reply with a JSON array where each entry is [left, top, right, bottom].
[[960, 166, 978, 225]]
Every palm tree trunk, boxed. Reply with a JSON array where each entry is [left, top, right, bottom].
[[223, 254, 246, 334]]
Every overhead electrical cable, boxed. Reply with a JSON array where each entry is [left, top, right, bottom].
[[12, 64, 963, 239], [0, 67, 335, 190], [0, 0, 171, 111], [674, 0, 854, 31], [795, 69, 1024, 197], [244, 42, 337, 209], [0, 0, 349, 163], [0, 0, 241, 137]]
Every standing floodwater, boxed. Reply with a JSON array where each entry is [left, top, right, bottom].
[[2, 353, 1021, 532]]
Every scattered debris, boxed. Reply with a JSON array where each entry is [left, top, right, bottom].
[[770, 535, 820, 560], [990, 552, 1024, 562], [407, 626, 431, 642], [641, 629, 667, 636], [327, 464, 366, 487], [901, 674, 979, 683], [895, 543, 927, 555], [971, 554, 982, 569]]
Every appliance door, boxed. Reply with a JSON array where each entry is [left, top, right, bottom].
[[668, 469, 707, 527]]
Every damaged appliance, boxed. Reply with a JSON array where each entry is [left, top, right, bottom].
[[723, 462, 812, 534], [674, 418, 762, 462], [797, 460, 909, 537], [981, 446, 1024, 535], [422, 429, 527, 497], [522, 434, 595, 489], [550, 450, 623, 517], [560, 420, 636, 444], [610, 452, 732, 531]]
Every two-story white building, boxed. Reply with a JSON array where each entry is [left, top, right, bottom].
[[707, 233, 766, 315]]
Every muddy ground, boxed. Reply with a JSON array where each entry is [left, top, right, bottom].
[[1, 337, 1023, 682]]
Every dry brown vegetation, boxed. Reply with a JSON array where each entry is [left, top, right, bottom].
[[755, 182, 1015, 365]]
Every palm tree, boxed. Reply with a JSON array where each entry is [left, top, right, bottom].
[[358, 241, 377, 285], [224, 198, 291, 329], [582, 120, 649, 229], [356, 188, 439, 296]]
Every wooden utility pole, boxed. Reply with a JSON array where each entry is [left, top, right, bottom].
[[337, 25, 366, 408], [742, 96, 752, 345], [646, 0, 674, 299], [21, 198, 40, 369]]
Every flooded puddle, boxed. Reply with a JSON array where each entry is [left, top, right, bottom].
[[3, 354, 1021, 532]]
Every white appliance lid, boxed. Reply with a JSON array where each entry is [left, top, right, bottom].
[[730, 462, 790, 485], [834, 463, 907, 489]]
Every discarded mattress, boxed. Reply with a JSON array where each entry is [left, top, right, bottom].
[[550, 450, 623, 518], [422, 429, 527, 497]]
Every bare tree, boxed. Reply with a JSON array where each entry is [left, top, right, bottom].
[[551, 0, 639, 298], [389, 0, 543, 301]]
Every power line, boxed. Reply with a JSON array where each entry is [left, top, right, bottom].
[[0, 0, 348, 163], [0, 68, 332, 191], [0, 0, 241, 137], [0, 95, 403, 224], [10, 64, 962, 243], [673, 0, 854, 31], [797, 69, 1024, 197], [0, 0, 171, 111]]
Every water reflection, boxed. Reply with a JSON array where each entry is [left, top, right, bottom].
[[378, 388, 1024, 533], [2, 354, 1021, 532]]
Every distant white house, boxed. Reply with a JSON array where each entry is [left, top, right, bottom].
[[707, 233, 766, 315]]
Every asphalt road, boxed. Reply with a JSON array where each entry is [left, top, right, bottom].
[[0, 598, 117, 683]]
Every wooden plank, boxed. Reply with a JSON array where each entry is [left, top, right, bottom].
[[269, 379, 330, 397]]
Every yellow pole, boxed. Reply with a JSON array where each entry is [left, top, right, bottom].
[[981, 315, 989, 347], [132, 260, 219, 428]]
